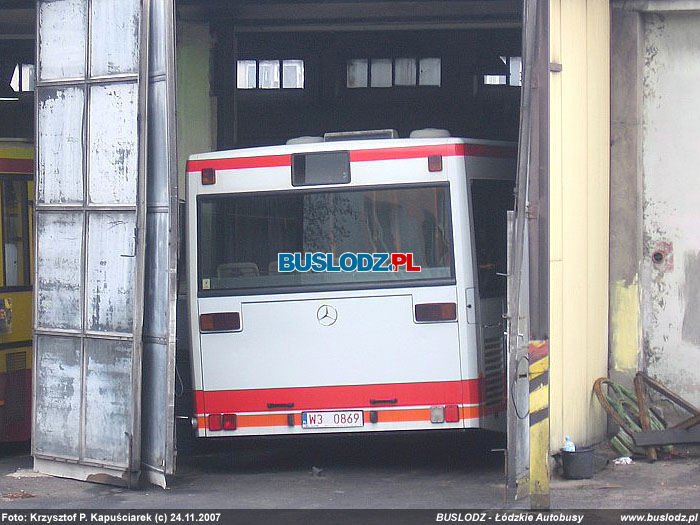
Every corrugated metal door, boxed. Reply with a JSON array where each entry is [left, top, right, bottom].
[[33, 0, 149, 487]]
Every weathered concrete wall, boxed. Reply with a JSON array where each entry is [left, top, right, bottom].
[[549, 0, 610, 449], [610, 9, 644, 383], [176, 22, 215, 199], [611, 1, 700, 408], [641, 12, 700, 406]]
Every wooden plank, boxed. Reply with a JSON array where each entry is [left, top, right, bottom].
[[672, 414, 700, 431], [633, 374, 657, 460], [633, 427, 700, 447], [638, 372, 700, 416]]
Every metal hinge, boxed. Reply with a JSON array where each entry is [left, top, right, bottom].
[[526, 202, 538, 220]]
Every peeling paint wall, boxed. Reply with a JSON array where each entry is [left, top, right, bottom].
[[611, 278, 641, 373], [641, 12, 700, 405], [610, 7, 644, 387]]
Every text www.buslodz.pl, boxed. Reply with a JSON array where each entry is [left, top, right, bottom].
[[278, 252, 422, 272]]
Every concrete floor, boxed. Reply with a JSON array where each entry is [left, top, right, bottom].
[[1, 433, 699, 510]]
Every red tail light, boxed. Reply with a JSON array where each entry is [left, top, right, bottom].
[[201, 167, 216, 185], [445, 405, 460, 422], [415, 302, 457, 322], [200, 312, 241, 332], [208, 414, 222, 431], [222, 414, 237, 430], [428, 154, 443, 172]]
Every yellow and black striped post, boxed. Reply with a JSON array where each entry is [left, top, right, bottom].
[[529, 340, 550, 509]]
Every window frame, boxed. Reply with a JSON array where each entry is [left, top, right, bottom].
[[0, 174, 33, 292], [469, 178, 514, 299], [236, 58, 306, 90], [346, 57, 441, 89]]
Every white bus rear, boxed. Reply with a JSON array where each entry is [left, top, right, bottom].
[[186, 134, 515, 438]]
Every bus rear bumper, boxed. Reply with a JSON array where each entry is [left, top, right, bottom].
[[194, 404, 504, 438]]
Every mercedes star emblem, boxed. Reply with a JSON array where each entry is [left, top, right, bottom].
[[316, 305, 338, 326]]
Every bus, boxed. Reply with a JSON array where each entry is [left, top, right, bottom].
[[0, 140, 33, 443], [186, 130, 515, 438]]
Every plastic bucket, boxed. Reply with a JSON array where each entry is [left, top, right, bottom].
[[561, 447, 594, 479]]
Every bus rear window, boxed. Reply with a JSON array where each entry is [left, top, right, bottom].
[[197, 184, 454, 294]]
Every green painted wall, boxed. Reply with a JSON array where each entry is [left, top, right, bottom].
[[176, 22, 216, 199]]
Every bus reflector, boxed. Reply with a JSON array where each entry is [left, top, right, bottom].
[[222, 414, 237, 430], [430, 406, 445, 423], [415, 302, 457, 322], [445, 405, 460, 422], [201, 168, 216, 185], [209, 414, 222, 431], [200, 312, 241, 332], [428, 155, 443, 172]]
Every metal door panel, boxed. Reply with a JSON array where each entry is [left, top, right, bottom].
[[148, 0, 166, 75], [34, 0, 148, 487], [33, 335, 82, 458], [37, 87, 85, 204], [144, 212, 169, 338], [147, 82, 170, 206], [140, 0, 177, 487], [506, 211, 530, 495], [83, 338, 134, 464], [89, 0, 141, 77], [35, 212, 83, 331], [85, 212, 137, 333], [88, 83, 139, 206], [38, 0, 87, 82]]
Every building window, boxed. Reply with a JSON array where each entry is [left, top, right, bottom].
[[508, 56, 522, 86], [346, 59, 368, 88], [394, 58, 416, 86], [2, 63, 35, 100], [236, 60, 257, 89], [347, 57, 441, 88], [282, 60, 304, 89], [418, 58, 441, 86], [10, 64, 36, 93], [484, 75, 507, 85], [483, 56, 521, 87], [236, 59, 304, 90], [370, 58, 392, 88], [258, 60, 280, 89]]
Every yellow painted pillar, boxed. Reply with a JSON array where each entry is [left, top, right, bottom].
[[529, 340, 550, 509]]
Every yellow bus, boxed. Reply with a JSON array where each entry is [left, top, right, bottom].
[[0, 140, 33, 442]]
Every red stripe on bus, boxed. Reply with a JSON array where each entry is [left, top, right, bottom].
[[349, 143, 515, 162], [194, 379, 481, 414], [0, 158, 33, 174], [187, 154, 291, 173], [186, 143, 515, 173]]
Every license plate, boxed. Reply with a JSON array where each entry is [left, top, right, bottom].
[[302, 410, 364, 429]]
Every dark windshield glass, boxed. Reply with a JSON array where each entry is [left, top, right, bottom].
[[197, 184, 454, 293]]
